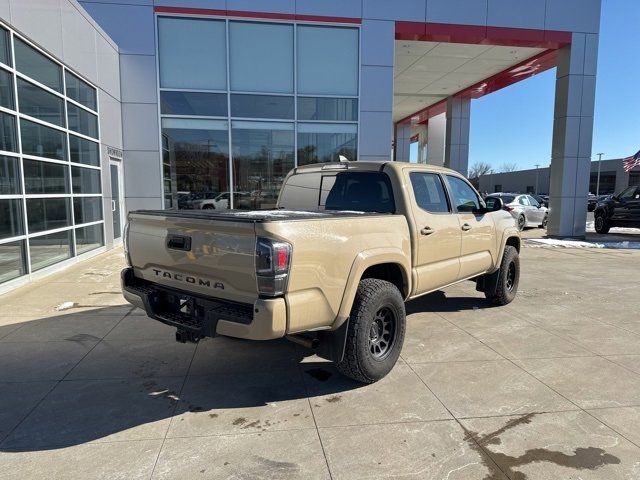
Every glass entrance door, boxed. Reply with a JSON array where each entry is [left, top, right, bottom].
[[110, 161, 123, 241]]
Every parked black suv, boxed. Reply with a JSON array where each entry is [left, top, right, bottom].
[[594, 186, 640, 233]]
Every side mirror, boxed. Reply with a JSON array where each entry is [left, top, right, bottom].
[[484, 197, 504, 212]]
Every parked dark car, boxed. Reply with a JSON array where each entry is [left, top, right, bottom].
[[532, 194, 549, 208], [587, 194, 598, 212], [593, 186, 640, 233]]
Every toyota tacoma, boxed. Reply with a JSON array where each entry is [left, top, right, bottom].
[[122, 161, 521, 383]]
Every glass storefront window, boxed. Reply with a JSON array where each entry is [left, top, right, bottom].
[[229, 22, 293, 94], [29, 230, 72, 272], [75, 224, 104, 254], [17, 78, 65, 127], [0, 112, 17, 153], [0, 155, 21, 194], [230, 94, 294, 120], [297, 97, 358, 121], [65, 71, 97, 111], [158, 17, 226, 90], [71, 166, 101, 194], [67, 103, 98, 139], [73, 197, 103, 224], [26, 197, 71, 233], [297, 26, 359, 96], [23, 159, 69, 194], [160, 91, 227, 117], [0, 199, 24, 239], [161, 118, 229, 209], [231, 121, 294, 210], [14, 38, 62, 92], [0, 27, 10, 66], [69, 135, 99, 166], [0, 69, 14, 109], [20, 119, 66, 160], [0, 240, 26, 283], [297, 123, 358, 165]]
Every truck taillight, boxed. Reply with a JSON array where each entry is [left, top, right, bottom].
[[256, 237, 291, 297]]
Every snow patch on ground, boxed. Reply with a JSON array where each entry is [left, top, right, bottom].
[[525, 238, 640, 249], [585, 221, 640, 235]]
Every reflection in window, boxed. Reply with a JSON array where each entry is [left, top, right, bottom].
[[69, 135, 99, 166], [26, 197, 71, 233], [297, 26, 359, 96], [0, 199, 24, 239], [0, 240, 26, 283], [14, 38, 62, 92], [20, 119, 66, 160], [158, 17, 226, 90], [229, 21, 293, 94], [74, 197, 103, 224], [65, 71, 97, 111], [297, 97, 358, 121], [0, 27, 10, 66], [0, 112, 17, 153], [75, 224, 104, 254], [23, 159, 69, 194], [297, 123, 357, 165], [0, 69, 14, 109], [230, 94, 294, 119], [0, 156, 21, 194], [231, 121, 294, 210], [17, 78, 65, 127], [72, 166, 101, 194], [29, 230, 72, 272], [67, 103, 98, 139], [160, 91, 227, 117], [161, 118, 229, 210], [409, 172, 449, 213]]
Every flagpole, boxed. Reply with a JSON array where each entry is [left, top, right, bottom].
[[596, 153, 604, 195]]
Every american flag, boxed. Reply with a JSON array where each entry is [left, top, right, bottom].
[[623, 150, 640, 173]]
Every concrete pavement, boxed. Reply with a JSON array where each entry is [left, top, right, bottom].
[[0, 244, 639, 479]]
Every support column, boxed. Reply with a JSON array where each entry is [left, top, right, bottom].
[[548, 33, 598, 237], [416, 124, 427, 163], [444, 97, 471, 176], [426, 113, 446, 166], [394, 123, 412, 162]]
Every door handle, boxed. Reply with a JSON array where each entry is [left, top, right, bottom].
[[421, 227, 435, 236], [461, 223, 472, 231], [111, 200, 116, 212]]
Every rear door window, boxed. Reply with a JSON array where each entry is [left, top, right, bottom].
[[409, 172, 450, 213]]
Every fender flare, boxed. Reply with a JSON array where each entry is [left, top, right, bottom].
[[496, 227, 521, 269], [332, 247, 411, 330]]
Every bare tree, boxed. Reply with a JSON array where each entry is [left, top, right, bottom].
[[468, 162, 493, 179], [499, 162, 518, 173]]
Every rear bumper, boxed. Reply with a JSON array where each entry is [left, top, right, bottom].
[[121, 268, 286, 340]]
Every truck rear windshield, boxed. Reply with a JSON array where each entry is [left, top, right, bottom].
[[279, 171, 395, 213]]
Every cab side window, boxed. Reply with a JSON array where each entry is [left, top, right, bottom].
[[446, 175, 480, 213], [410, 172, 450, 213]]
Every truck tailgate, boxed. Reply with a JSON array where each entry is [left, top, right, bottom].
[[127, 211, 257, 304]]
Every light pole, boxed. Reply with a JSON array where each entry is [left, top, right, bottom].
[[534, 164, 540, 194], [595, 153, 604, 195]]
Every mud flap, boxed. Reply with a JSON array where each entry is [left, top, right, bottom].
[[476, 270, 500, 297], [315, 319, 350, 363]]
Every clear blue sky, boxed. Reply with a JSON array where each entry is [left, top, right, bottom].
[[468, 0, 639, 171]]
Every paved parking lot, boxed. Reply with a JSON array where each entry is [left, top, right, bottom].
[[1, 242, 639, 479]]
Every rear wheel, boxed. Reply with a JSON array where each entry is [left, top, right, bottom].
[[202, 204, 214, 210], [337, 279, 405, 384], [594, 212, 610, 234], [540, 214, 548, 229], [517, 214, 526, 231], [485, 245, 519, 305]]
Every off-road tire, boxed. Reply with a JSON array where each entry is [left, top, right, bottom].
[[594, 212, 610, 234], [517, 214, 526, 231], [485, 245, 519, 305], [336, 279, 405, 384]]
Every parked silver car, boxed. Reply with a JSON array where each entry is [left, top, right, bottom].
[[485, 193, 548, 231]]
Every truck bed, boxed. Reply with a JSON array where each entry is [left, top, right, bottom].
[[132, 208, 385, 223]]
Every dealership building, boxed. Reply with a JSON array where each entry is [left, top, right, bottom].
[[0, 0, 603, 291]]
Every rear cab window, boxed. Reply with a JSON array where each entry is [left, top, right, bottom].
[[279, 170, 395, 213]]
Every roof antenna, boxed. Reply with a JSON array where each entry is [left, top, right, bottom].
[[338, 155, 349, 163]]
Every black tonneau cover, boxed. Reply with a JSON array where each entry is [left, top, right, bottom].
[[132, 209, 388, 223]]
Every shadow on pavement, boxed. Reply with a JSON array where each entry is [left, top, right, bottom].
[[406, 290, 498, 314]]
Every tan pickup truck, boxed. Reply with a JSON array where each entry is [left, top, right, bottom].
[[122, 161, 520, 383]]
